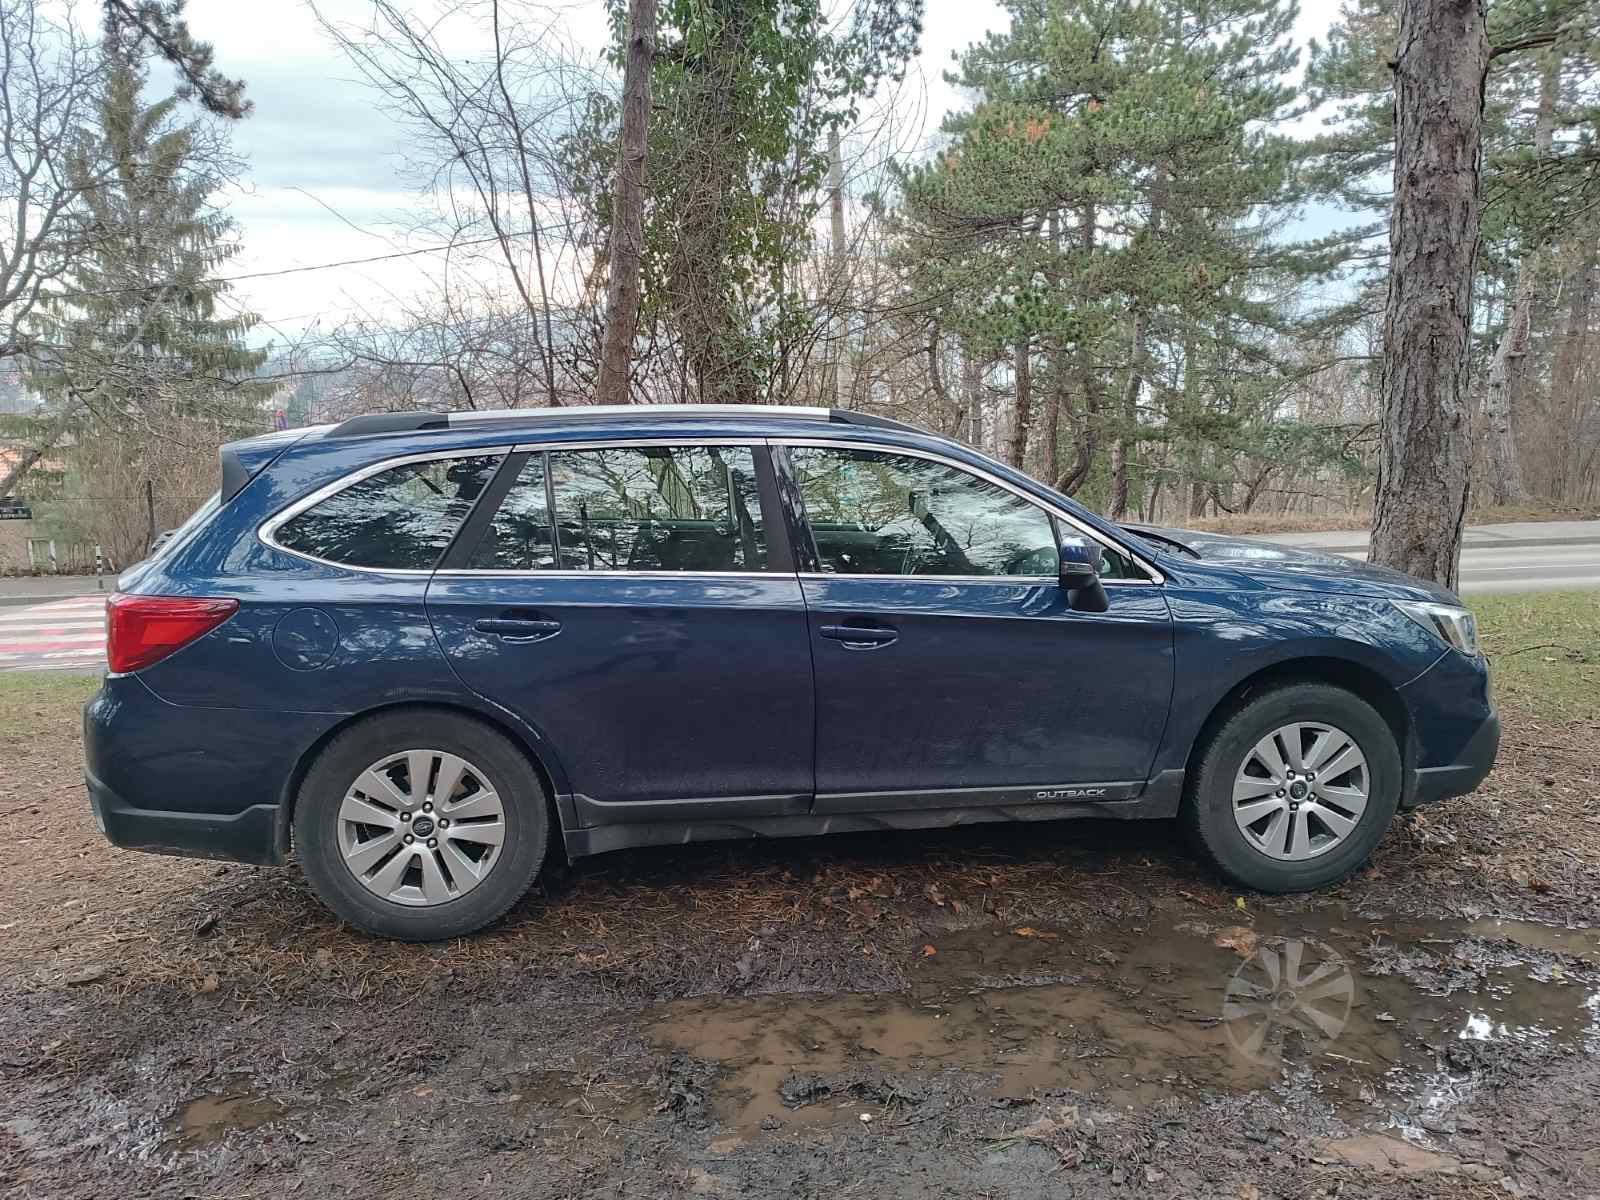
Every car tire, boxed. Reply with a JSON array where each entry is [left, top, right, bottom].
[[1180, 683, 1402, 893], [294, 710, 550, 940]]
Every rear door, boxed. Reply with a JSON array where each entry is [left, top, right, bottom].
[[426, 440, 814, 823], [779, 442, 1175, 809]]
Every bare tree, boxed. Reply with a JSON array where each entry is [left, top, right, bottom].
[[315, 1, 600, 409], [595, 0, 656, 406], [1369, 0, 1490, 589], [0, 1, 101, 366]]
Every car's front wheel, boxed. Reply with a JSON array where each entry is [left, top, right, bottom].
[[294, 710, 550, 940], [1181, 683, 1402, 892]]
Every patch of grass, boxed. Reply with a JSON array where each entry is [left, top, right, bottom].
[[1472, 591, 1600, 722], [0, 669, 98, 721]]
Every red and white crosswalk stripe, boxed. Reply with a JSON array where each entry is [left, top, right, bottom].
[[0, 595, 107, 671]]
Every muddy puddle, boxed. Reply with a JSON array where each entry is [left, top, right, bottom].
[[169, 1092, 292, 1148], [648, 910, 1600, 1133]]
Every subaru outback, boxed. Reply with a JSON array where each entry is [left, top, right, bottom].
[[83, 406, 1499, 940]]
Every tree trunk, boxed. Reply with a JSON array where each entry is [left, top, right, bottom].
[[1055, 203, 1100, 496], [962, 351, 983, 447], [1549, 227, 1598, 500], [1042, 210, 1064, 483], [1108, 309, 1147, 520], [1007, 339, 1033, 469], [1482, 48, 1557, 505], [595, 0, 657, 406], [1182, 333, 1207, 518], [1369, 0, 1489, 591], [0, 441, 50, 501], [823, 127, 851, 407]]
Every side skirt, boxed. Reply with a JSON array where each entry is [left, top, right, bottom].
[[560, 769, 1186, 859]]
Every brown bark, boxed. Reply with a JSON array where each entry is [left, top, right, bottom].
[[1054, 203, 1101, 497], [962, 352, 984, 448], [0, 441, 50, 501], [1548, 228, 1598, 500], [1108, 309, 1147, 520], [1482, 48, 1558, 504], [1041, 210, 1063, 483], [1369, 0, 1489, 591], [595, 0, 657, 406], [1007, 339, 1033, 469]]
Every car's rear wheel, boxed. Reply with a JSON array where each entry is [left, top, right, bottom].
[[1181, 683, 1401, 892], [294, 711, 550, 940]]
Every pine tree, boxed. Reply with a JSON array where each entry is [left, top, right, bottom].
[[892, 0, 1349, 513], [28, 60, 268, 428]]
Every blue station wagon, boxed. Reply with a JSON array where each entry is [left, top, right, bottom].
[[83, 406, 1499, 939]]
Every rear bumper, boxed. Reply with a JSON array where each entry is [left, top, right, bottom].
[[1404, 709, 1500, 809], [86, 770, 281, 865], [82, 674, 335, 867]]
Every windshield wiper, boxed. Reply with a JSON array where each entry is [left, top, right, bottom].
[[1124, 526, 1201, 559]]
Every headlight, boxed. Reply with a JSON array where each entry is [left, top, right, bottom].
[[1392, 600, 1480, 656]]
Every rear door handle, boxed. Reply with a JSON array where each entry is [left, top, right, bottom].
[[819, 622, 899, 649], [473, 616, 563, 642]]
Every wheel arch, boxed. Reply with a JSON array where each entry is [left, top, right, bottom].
[[1184, 656, 1414, 787], [274, 700, 569, 861]]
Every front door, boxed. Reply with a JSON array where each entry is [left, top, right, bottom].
[[780, 443, 1174, 809], [427, 442, 814, 821]]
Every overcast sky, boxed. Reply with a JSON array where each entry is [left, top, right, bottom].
[[170, 0, 1348, 346]]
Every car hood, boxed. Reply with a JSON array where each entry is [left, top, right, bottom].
[[1129, 526, 1460, 603]]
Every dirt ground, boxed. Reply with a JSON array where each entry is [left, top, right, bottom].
[[3, 675, 1599, 1199]]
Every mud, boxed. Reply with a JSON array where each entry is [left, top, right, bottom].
[[647, 910, 1600, 1138], [7, 683, 1600, 1197]]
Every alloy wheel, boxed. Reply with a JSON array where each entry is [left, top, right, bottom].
[[1231, 721, 1370, 861], [337, 749, 507, 907]]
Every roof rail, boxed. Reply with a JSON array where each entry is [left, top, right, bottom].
[[326, 411, 451, 439], [324, 404, 927, 440]]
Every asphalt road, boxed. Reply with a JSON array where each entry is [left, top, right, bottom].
[[1273, 519, 1600, 594]]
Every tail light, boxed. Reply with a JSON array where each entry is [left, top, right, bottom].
[[106, 594, 239, 674]]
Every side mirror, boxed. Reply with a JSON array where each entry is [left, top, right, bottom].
[[1058, 536, 1109, 613]]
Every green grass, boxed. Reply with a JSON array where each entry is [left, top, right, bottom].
[[1471, 591, 1600, 723], [0, 671, 98, 724]]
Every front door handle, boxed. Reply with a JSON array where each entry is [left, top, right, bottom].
[[819, 622, 899, 649], [473, 616, 563, 642]]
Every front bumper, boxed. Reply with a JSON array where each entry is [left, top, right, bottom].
[[86, 769, 281, 865], [1404, 709, 1500, 808]]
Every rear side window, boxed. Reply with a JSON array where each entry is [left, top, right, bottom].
[[275, 455, 501, 569], [469, 445, 767, 572]]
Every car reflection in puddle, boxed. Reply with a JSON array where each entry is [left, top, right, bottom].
[[646, 910, 1600, 1135]]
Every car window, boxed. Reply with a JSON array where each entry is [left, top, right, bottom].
[[1096, 542, 1142, 580], [788, 446, 1058, 577], [466, 455, 557, 570], [275, 455, 501, 569], [472, 445, 767, 572]]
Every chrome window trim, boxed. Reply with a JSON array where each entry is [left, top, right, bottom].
[[261, 438, 772, 577], [258, 446, 516, 574], [772, 437, 1165, 586], [258, 435, 1163, 585], [432, 569, 776, 580]]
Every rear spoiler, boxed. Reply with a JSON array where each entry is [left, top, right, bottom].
[[219, 427, 321, 502]]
